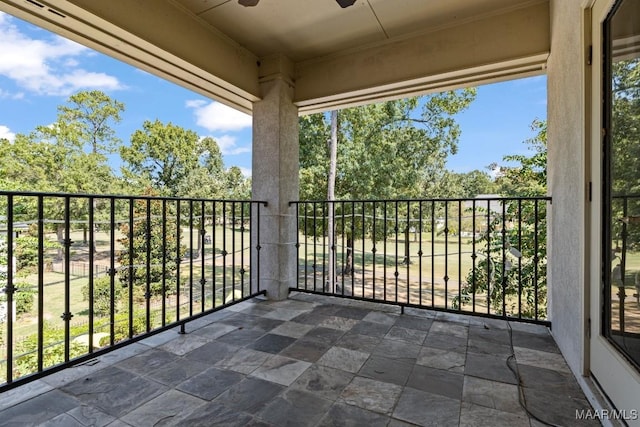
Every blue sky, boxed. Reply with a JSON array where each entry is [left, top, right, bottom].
[[0, 11, 546, 178]]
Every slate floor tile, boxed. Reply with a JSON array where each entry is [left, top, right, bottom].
[[416, 346, 466, 373], [358, 355, 413, 385], [183, 340, 240, 364], [464, 351, 517, 385], [392, 387, 461, 427], [146, 359, 211, 386], [522, 387, 599, 427], [385, 326, 428, 345], [213, 377, 285, 414], [117, 348, 179, 375], [292, 311, 330, 326], [291, 365, 354, 401], [373, 338, 421, 362], [340, 377, 402, 415], [173, 400, 255, 427], [511, 330, 560, 353], [66, 405, 116, 427], [406, 364, 464, 400], [462, 376, 522, 414], [394, 315, 433, 331], [429, 320, 468, 338], [158, 334, 209, 356], [248, 333, 296, 354], [517, 363, 582, 394], [468, 325, 511, 346], [250, 355, 311, 386], [513, 346, 571, 373], [270, 321, 315, 338], [319, 316, 359, 331], [302, 326, 345, 345], [177, 367, 244, 400], [0, 379, 53, 411], [335, 306, 372, 320], [459, 401, 529, 427], [280, 338, 330, 362], [362, 311, 399, 325], [467, 337, 513, 357], [190, 323, 238, 341], [40, 413, 86, 427], [318, 402, 390, 427], [258, 389, 333, 427], [215, 348, 273, 374], [215, 328, 266, 347], [336, 332, 381, 353], [0, 390, 79, 427], [311, 304, 343, 316], [61, 366, 167, 418], [349, 321, 393, 338], [121, 389, 205, 427], [423, 332, 468, 353], [317, 346, 370, 373]]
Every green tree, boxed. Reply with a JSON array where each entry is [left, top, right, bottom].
[[224, 166, 251, 199], [122, 121, 229, 198], [117, 189, 184, 298], [0, 91, 123, 258], [493, 119, 547, 197], [57, 90, 124, 155], [299, 91, 476, 274], [300, 91, 476, 201], [457, 119, 548, 319]]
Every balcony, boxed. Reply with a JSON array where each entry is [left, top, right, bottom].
[[0, 192, 598, 425], [0, 294, 597, 426]]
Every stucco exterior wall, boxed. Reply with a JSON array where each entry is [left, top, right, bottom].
[[547, 0, 587, 375]]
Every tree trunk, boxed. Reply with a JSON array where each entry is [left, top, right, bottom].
[[56, 224, 65, 261], [327, 110, 338, 293], [344, 234, 354, 276]]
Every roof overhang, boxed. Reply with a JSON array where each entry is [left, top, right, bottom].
[[0, 0, 549, 115]]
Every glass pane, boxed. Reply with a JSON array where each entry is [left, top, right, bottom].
[[605, 0, 640, 369]]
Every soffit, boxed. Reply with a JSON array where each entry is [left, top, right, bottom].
[[175, 0, 540, 61]]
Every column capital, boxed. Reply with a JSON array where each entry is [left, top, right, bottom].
[[258, 54, 295, 87]]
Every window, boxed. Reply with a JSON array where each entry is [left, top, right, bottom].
[[603, 0, 640, 370]]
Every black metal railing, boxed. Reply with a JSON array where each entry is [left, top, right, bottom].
[[609, 194, 640, 337], [290, 196, 550, 324], [0, 191, 266, 390]]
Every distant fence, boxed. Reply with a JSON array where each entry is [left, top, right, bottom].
[[51, 262, 109, 277]]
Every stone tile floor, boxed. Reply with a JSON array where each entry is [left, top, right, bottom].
[[0, 293, 598, 426]]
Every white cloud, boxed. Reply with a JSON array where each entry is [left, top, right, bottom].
[[0, 125, 16, 142], [185, 99, 207, 109], [0, 12, 123, 96], [0, 88, 24, 99], [214, 134, 251, 155], [239, 167, 252, 178], [187, 100, 252, 132]]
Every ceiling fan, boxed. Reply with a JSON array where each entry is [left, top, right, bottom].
[[238, 0, 357, 8]]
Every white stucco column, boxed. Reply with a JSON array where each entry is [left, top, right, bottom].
[[547, 0, 587, 375], [251, 55, 299, 300]]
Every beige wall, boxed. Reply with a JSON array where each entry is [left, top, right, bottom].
[[547, 0, 588, 375]]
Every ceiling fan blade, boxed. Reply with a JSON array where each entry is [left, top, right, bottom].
[[238, 0, 259, 6], [336, 0, 356, 7]]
